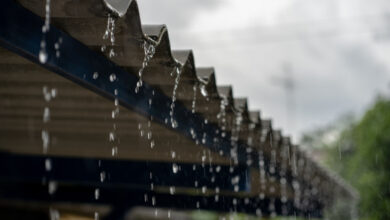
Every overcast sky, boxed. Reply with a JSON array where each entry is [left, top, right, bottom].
[[138, 0, 390, 142]]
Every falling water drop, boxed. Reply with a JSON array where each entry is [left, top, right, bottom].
[[109, 132, 115, 142], [39, 49, 48, 64], [95, 188, 100, 200], [169, 186, 175, 195], [150, 140, 155, 148], [172, 163, 179, 174], [43, 107, 50, 123], [50, 208, 60, 220], [202, 186, 207, 194], [171, 151, 176, 159], [48, 181, 57, 195], [45, 158, 52, 171], [200, 84, 208, 97], [109, 73, 116, 82], [42, 130, 49, 153], [111, 146, 118, 156], [93, 72, 99, 79], [100, 171, 106, 182]]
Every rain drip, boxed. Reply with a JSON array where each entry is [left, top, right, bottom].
[[217, 97, 228, 138], [42, 86, 56, 169], [101, 14, 116, 58], [191, 83, 198, 113], [258, 151, 267, 201], [268, 132, 277, 216], [200, 83, 208, 97], [110, 88, 120, 156], [280, 140, 289, 215], [54, 37, 62, 58], [230, 110, 243, 168], [39, 0, 51, 64], [42, 85, 58, 219], [135, 41, 156, 93], [169, 63, 183, 128]]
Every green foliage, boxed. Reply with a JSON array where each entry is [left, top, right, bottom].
[[303, 97, 390, 220]]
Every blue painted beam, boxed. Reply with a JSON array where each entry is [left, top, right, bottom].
[[0, 152, 250, 192], [0, 181, 323, 218]]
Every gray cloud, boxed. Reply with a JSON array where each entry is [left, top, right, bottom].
[[138, 0, 222, 30], [138, 0, 390, 141]]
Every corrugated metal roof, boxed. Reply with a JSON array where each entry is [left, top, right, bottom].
[[0, 0, 358, 217]]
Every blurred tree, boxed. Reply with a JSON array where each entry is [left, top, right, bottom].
[[301, 96, 390, 220]]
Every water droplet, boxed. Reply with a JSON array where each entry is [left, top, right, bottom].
[[109, 132, 115, 142], [256, 209, 262, 217], [169, 186, 175, 195], [48, 181, 57, 195], [111, 146, 118, 156], [172, 163, 179, 174], [45, 158, 52, 171], [150, 140, 155, 148], [49, 208, 60, 220], [202, 186, 207, 194], [144, 193, 148, 202], [100, 171, 106, 182], [94, 212, 99, 220], [171, 151, 176, 159], [109, 73, 116, 82], [43, 107, 50, 123], [200, 84, 208, 97], [109, 48, 115, 58], [39, 49, 47, 64], [42, 130, 49, 153], [95, 188, 100, 200]]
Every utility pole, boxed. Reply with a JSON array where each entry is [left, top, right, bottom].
[[269, 62, 296, 139]]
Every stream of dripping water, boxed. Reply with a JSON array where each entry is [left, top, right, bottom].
[[217, 97, 228, 138], [94, 14, 119, 219], [42, 85, 58, 219], [169, 63, 183, 128], [191, 83, 197, 114], [101, 14, 116, 58], [135, 41, 156, 93], [280, 140, 288, 215], [268, 132, 277, 217], [39, 0, 51, 64], [231, 111, 242, 167], [110, 87, 119, 157]]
